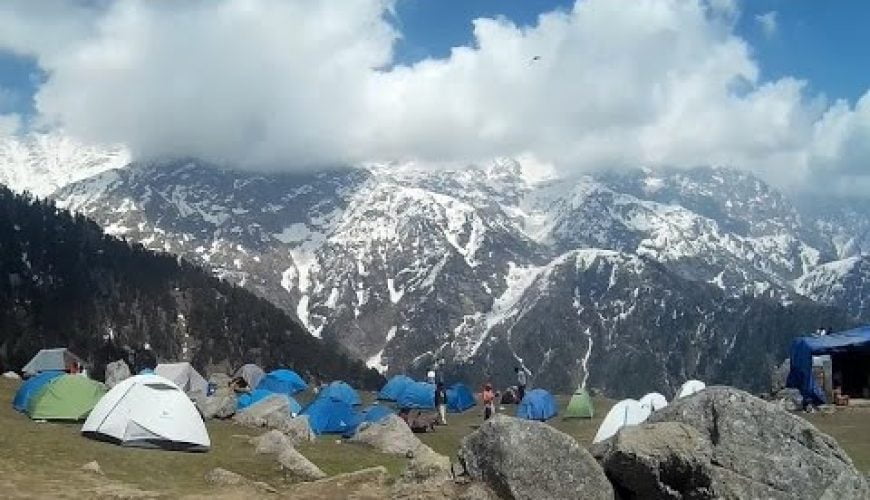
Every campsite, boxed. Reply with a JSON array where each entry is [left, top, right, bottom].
[[1, 367, 870, 497]]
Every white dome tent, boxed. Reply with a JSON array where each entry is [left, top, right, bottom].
[[82, 374, 210, 451], [676, 379, 706, 400], [639, 392, 668, 412], [593, 399, 651, 444]]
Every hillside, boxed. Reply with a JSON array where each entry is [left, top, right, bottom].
[[0, 184, 383, 388], [3, 135, 869, 396]]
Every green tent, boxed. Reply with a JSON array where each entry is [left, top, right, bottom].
[[26, 375, 107, 421], [564, 387, 594, 419]]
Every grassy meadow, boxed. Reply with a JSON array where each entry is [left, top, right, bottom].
[[0, 378, 867, 498]]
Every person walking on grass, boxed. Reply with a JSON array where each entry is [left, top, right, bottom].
[[435, 382, 448, 425], [482, 383, 496, 421], [515, 367, 527, 402]]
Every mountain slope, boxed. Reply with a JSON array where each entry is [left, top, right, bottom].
[[0, 134, 129, 198], [453, 249, 850, 396], [4, 134, 869, 396], [0, 185, 383, 388]]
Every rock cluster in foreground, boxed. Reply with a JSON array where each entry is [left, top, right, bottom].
[[205, 386, 868, 499]]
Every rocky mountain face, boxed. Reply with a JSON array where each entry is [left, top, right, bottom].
[[2, 135, 868, 397], [0, 185, 383, 388]]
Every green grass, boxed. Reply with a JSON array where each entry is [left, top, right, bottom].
[[1, 378, 868, 497], [805, 408, 870, 473]]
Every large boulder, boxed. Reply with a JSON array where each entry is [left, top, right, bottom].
[[644, 386, 870, 499], [104, 360, 131, 389], [250, 429, 291, 455], [349, 414, 424, 456], [277, 446, 327, 481], [458, 414, 613, 500], [593, 421, 716, 498], [263, 411, 315, 445], [199, 387, 237, 419], [232, 393, 288, 427]]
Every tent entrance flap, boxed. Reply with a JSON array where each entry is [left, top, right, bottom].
[[832, 351, 870, 398]]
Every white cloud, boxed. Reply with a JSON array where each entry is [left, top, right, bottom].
[[755, 11, 778, 38], [0, 112, 21, 136], [0, 0, 866, 194]]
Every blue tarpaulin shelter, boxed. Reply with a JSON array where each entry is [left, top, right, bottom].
[[378, 375, 414, 401], [257, 369, 308, 395], [12, 371, 63, 412], [396, 381, 435, 410], [301, 396, 357, 435], [786, 327, 870, 405], [319, 381, 361, 406], [517, 388, 558, 421], [446, 383, 476, 413]]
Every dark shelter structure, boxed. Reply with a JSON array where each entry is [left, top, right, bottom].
[[787, 326, 870, 404]]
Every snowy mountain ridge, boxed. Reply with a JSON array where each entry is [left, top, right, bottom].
[[1, 134, 867, 396]]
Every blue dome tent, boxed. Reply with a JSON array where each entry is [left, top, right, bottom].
[[787, 327, 870, 405], [342, 404, 395, 438], [257, 369, 308, 395], [446, 383, 476, 413], [12, 371, 63, 412], [318, 381, 361, 406], [237, 389, 302, 414], [301, 396, 357, 435], [378, 375, 414, 401], [396, 381, 435, 410], [517, 388, 558, 421]]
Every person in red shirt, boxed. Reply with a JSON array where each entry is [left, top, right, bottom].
[[482, 383, 496, 421]]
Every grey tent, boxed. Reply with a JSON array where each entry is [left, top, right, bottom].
[[234, 363, 266, 389], [22, 348, 85, 377], [155, 362, 208, 398]]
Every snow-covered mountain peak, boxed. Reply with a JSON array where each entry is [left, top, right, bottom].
[[0, 133, 129, 198]]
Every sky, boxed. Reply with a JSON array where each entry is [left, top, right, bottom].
[[0, 0, 868, 194]]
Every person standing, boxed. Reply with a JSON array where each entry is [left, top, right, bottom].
[[482, 383, 496, 421], [515, 367, 527, 402], [435, 382, 448, 425]]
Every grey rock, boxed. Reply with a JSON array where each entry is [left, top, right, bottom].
[[770, 358, 790, 394], [262, 411, 315, 445], [204, 467, 246, 486], [232, 393, 290, 427], [458, 414, 613, 500], [593, 422, 716, 499], [203, 467, 277, 493], [277, 446, 327, 481], [349, 414, 424, 456], [250, 429, 290, 455], [104, 360, 131, 389], [2, 371, 20, 380], [199, 387, 237, 419], [773, 387, 803, 412], [647, 386, 870, 499], [289, 466, 387, 498], [81, 460, 104, 475], [402, 445, 452, 483]]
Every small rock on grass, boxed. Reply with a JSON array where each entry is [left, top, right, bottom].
[[81, 461, 103, 475]]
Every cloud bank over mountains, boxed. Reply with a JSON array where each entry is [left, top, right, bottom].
[[0, 0, 868, 193]]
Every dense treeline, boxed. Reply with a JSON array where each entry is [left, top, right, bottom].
[[0, 185, 384, 389]]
